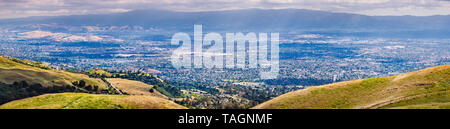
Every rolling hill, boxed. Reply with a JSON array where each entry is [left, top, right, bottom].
[[0, 93, 186, 109], [106, 78, 168, 99], [0, 56, 110, 104], [0, 56, 107, 88], [0, 56, 187, 109], [253, 65, 450, 109]]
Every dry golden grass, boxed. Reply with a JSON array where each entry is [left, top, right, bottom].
[[0, 56, 107, 89], [253, 65, 450, 109], [106, 78, 167, 99], [0, 93, 187, 109]]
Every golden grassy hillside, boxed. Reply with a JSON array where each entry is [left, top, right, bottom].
[[0, 56, 111, 104], [253, 65, 450, 109], [0, 56, 107, 88], [106, 78, 168, 99], [0, 93, 187, 109]]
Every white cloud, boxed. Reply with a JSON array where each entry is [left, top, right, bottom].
[[0, 8, 130, 19]]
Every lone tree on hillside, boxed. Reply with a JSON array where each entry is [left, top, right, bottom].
[[149, 88, 154, 93]]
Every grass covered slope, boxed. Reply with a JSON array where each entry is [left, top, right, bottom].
[[253, 65, 450, 109], [0, 56, 107, 88], [0, 56, 109, 104], [0, 93, 187, 109], [106, 78, 168, 99]]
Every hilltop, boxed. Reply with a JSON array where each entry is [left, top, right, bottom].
[[0, 93, 186, 109], [253, 65, 450, 109]]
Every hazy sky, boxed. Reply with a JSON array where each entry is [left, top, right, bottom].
[[1, 0, 450, 19]]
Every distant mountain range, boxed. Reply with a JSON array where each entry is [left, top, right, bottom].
[[1, 9, 450, 35]]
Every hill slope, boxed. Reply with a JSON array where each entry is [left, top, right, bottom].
[[0, 93, 186, 109], [0, 56, 109, 104], [253, 65, 450, 109], [106, 78, 168, 99], [0, 56, 107, 88]]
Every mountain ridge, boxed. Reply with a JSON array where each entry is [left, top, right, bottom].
[[1, 9, 450, 34]]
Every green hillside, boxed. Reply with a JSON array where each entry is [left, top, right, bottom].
[[253, 65, 450, 109], [0, 56, 109, 104], [0, 93, 187, 109]]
